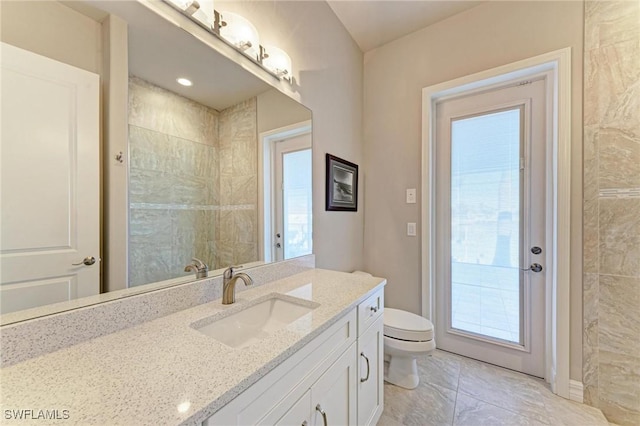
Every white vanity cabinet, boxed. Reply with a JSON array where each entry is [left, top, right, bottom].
[[356, 289, 384, 426], [203, 287, 384, 426]]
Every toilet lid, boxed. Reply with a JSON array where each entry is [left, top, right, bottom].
[[384, 308, 434, 342]]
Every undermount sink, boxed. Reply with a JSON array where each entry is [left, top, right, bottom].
[[193, 294, 318, 348]]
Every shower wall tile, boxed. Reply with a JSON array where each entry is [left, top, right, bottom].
[[584, 2, 640, 423], [129, 76, 219, 146], [598, 128, 640, 190], [598, 198, 640, 277], [232, 176, 258, 205], [599, 274, 640, 356], [598, 350, 640, 426], [129, 242, 173, 287], [235, 209, 257, 244], [583, 197, 599, 274]]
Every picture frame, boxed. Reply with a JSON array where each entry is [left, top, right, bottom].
[[325, 154, 358, 212]]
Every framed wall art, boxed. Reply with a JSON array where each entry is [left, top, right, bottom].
[[325, 154, 358, 212]]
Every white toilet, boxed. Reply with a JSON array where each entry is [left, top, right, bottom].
[[351, 271, 436, 390], [383, 308, 436, 389]]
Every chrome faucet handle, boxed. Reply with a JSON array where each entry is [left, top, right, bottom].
[[191, 258, 207, 270]]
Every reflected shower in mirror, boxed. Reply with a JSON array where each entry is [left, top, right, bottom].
[[0, 0, 312, 322]]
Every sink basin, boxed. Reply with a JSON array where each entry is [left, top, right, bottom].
[[193, 295, 318, 348]]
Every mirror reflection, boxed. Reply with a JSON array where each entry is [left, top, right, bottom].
[[0, 0, 312, 321]]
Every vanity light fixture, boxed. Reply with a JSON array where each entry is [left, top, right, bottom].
[[162, 0, 293, 83], [261, 45, 292, 81], [176, 77, 193, 86], [219, 11, 260, 59]]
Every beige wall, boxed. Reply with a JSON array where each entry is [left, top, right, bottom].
[[257, 89, 312, 134], [0, 1, 102, 74], [583, 1, 640, 424], [217, 1, 365, 272], [363, 1, 584, 379]]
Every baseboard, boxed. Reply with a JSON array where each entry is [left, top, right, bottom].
[[569, 380, 584, 403]]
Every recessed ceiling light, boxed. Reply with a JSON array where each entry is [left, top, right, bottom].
[[176, 77, 193, 87]]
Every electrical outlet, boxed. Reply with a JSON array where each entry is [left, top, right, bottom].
[[407, 222, 417, 236], [406, 188, 416, 204]]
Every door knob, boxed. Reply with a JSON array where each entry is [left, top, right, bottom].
[[73, 256, 97, 266], [521, 263, 543, 273], [275, 243, 282, 248]]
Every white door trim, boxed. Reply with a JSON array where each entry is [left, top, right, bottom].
[[258, 120, 313, 263], [421, 48, 571, 397]]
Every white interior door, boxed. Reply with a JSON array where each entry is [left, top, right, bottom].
[[273, 133, 312, 261], [0, 42, 100, 314], [435, 79, 547, 377]]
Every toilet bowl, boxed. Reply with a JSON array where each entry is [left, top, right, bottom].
[[383, 308, 436, 389], [350, 271, 435, 390]]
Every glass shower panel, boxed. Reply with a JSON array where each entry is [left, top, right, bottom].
[[450, 108, 522, 343], [282, 149, 313, 259]]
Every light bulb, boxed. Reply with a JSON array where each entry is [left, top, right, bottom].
[[220, 11, 260, 59], [262, 45, 292, 79]]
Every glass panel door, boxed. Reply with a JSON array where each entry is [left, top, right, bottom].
[[450, 108, 523, 344], [282, 149, 313, 259]]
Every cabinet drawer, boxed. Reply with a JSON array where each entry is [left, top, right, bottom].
[[357, 289, 383, 336]]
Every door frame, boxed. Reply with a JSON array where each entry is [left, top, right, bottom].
[[258, 120, 313, 263], [421, 48, 571, 397]]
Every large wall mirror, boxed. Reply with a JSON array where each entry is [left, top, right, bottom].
[[0, 0, 312, 324]]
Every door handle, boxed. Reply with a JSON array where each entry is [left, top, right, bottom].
[[521, 263, 543, 273], [360, 352, 370, 382], [72, 256, 97, 266], [315, 404, 328, 426]]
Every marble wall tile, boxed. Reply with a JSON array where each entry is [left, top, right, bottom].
[[598, 350, 640, 426], [599, 274, 640, 356], [583, 48, 600, 127], [234, 209, 257, 244], [586, 0, 640, 49], [583, 273, 599, 406], [218, 210, 234, 243], [129, 242, 173, 287], [232, 176, 258, 205], [584, 1, 640, 421], [599, 128, 640, 190], [129, 209, 172, 245], [129, 76, 219, 146], [234, 242, 258, 265], [583, 197, 599, 274], [598, 198, 640, 277], [597, 40, 640, 133], [584, 125, 599, 200]]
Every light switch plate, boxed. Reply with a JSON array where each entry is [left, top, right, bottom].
[[406, 188, 416, 204], [407, 222, 417, 236]]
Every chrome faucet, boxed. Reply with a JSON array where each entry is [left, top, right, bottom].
[[184, 258, 208, 279], [222, 266, 253, 304]]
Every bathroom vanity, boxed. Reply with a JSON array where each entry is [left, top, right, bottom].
[[0, 268, 385, 425]]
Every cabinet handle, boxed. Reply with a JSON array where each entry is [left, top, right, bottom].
[[360, 352, 370, 383], [370, 306, 378, 313], [315, 404, 328, 426]]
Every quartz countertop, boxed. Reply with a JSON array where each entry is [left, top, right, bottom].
[[0, 269, 385, 425]]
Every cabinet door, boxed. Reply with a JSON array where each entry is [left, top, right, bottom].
[[311, 344, 357, 426], [357, 316, 384, 425], [275, 390, 311, 426]]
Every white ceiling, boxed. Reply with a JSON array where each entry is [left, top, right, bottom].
[[69, 1, 272, 111], [327, 0, 483, 52]]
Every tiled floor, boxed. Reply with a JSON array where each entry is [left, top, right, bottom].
[[379, 350, 612, 426]]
